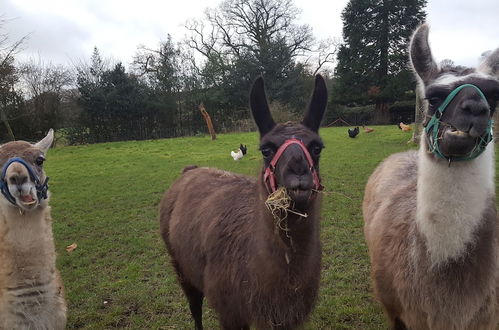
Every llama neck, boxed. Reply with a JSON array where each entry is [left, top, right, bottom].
[[0, 204, 56, 284], [416, 141, 495, 266], [256, 182, 321, 268]]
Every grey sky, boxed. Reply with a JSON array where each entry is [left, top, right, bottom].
[[3, 0, 499, 69]]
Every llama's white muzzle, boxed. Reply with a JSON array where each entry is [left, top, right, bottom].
[[5, 163, 39, 209], [0, 157, 49, 211]]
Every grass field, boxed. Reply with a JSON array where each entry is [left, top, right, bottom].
[[44, 126, 499, 329]]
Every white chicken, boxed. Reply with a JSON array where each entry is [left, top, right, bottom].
[[231, 144, 247, 161]]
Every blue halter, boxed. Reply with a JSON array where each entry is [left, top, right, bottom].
[[0, 157, 49, 206]]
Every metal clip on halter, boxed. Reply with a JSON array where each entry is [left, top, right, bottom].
[[0, 157, 49, 206]]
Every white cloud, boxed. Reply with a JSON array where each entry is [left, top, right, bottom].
[[3, 0, 499, 70], [426, 0, 499, 66]]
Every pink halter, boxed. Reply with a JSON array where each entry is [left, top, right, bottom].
[[263, 138, 323, 194]]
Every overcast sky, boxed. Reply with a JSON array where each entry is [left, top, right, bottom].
[[2, 0, 499, 70]]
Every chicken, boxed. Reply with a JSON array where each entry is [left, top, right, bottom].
[[363, 125, 374, 133], [231, 144, 247, 161], [399, 122, 412, 131], [348, 127, 360, 138]]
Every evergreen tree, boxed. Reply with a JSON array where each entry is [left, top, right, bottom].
[[186, 0, 314, 110], [77, 55, 165, 142], [334, 0, 427, 123]]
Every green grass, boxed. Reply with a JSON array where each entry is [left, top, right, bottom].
[[44, 126, 499, 329]]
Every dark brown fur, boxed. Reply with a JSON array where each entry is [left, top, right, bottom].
[[160, 168, 322, 329], [160, 75, 327, 329]]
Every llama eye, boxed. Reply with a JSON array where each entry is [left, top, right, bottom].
[[311, 146, 322, 156], [427, 97, 441, 107], [35, 156, 45, 166], [261, 147, 273, 158]]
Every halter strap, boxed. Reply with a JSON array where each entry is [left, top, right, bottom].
[[424, 84, 493, 161], [0, 157, 49, 206], [263, 138, 322, 193]]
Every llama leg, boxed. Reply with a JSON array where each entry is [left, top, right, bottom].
[[220, 323, 250, 330], [179, 281, 204, 330], [392, 317, 408, 330], [170, 258, 204, 330], [383, 306, 407, 330]]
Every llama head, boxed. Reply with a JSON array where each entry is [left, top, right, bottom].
[[410, 24, 499, 161], [250, 75, 327, 207], [0, 129, 54, 211]]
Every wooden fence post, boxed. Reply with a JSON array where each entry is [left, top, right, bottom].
[[494, 107, 499, 142], [199, 103, 217, 140], [410, 89, 423, 144]]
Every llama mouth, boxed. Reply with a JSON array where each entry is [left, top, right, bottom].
[[439, 127, 477, 156], [287, 188, 313, 203], [19, 194, 37, 206], [446, 127, 469, 137]]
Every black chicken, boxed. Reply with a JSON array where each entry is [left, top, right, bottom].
[[348, 127, 359, 138]]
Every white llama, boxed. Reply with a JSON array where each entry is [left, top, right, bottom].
[[363, 24, 499, 329]]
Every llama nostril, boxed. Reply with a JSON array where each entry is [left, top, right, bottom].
[[18, 175, 28, 186], [460, 100, 489, 117], [9, 175, 28, 186], [291, 164, 307, 176]]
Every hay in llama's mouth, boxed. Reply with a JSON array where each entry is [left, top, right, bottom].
[[439, 126, 478, 157], [265, 187, 309, 225]]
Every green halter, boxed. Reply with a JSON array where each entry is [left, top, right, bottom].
[[424, 83, 494, 161]]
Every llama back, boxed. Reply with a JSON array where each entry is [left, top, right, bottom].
[[160, 167, 258, 285], [363, 151, 418, 247], [362, 150, 418, 311], [160, 165, 321, 328]]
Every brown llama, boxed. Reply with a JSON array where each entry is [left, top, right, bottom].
[[160, 75, 328, 329], [363, 24, 499, 329], [0, 129, 67, 329]]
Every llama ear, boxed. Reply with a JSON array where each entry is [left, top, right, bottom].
[[478, 48, 499, 77], [409, 24, 439, 84], [250, 76, 276, 136], [34, 128, 54, 154], [302, 74, 328, 132]]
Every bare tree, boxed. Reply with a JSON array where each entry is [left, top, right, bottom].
[[0, 16, 29, 141], [18, 57, 73, 132], [185, 0, 314, 84], [306, 37, 341, 76], [19, 57, 73, 98], [131, 35, 183, 93]]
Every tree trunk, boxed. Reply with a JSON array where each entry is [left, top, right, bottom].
[[199, 103, 216, 140], [378, 0, 389, 83], [373, 101, 390, 124], [411, 90, 423, 144], [0, 107, 15, 141], [494, 108, 499, 142]]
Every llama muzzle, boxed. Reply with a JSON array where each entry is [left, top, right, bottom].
[[0, 157, 49, 207]]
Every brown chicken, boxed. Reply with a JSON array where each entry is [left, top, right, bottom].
[[363, 125, 374, 133], [399, 122, 412, 131]]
